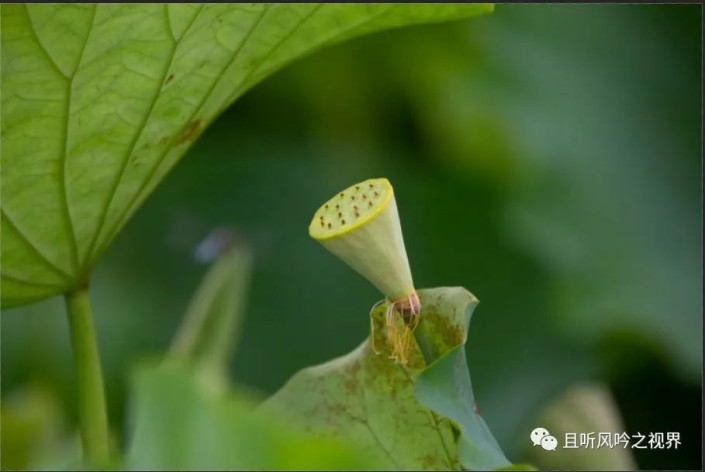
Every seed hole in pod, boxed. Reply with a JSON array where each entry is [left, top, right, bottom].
[[338, 212, 342, 217], [341, 219, 346, 225], [374, 191, 378, 197], [369, 184, 373, 188], [355, 186, 360, 191], [368, 201, 373, 207], [327, 223, 331, 229], [340, 192, 344, 197], [362, 195, 367, 199], [324, 204, 328, 209], [355, 212, 360, 217], [336, 204, 339, 209], [354, 205, 358, 210], [351, 196, 355, 200]]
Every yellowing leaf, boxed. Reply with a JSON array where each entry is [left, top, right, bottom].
[[261, 287, 510, 470]]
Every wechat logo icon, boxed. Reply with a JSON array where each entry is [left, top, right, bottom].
[[531, 427, 558, 451]]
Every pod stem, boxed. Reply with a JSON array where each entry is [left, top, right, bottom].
[[65, 284, 110, 464]]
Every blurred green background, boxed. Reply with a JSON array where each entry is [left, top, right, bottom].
[[2, 4, 702, 470]]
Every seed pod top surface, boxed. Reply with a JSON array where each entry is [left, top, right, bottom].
[[308, 177, 416, 302], [309, 178, 392, 241]]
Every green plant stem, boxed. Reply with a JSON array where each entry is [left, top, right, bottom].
[[65, 285, 110, 464]]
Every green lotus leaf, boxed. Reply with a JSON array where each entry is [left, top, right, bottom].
[[0, 3, 493, 307]]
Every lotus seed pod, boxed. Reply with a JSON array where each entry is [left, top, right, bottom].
[[309, 178, 417, 303], [310, 178, 421, 365]]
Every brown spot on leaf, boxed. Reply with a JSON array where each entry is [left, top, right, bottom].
[[165, 73, 174, 85], [177, 120, 202, 145], [422, 310, 465, 349], [422, 454, 440, 468], [473, 400, 482, 416], [344, 376, 358, 394]]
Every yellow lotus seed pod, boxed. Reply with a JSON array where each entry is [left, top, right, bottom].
[[309, 178, 420, 364], [309, 177, 416, 300]]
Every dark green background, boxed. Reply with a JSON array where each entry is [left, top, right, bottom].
[[2, 4, 702, 470]]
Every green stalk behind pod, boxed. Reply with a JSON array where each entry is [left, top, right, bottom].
[[309, 178, 420, 364]]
